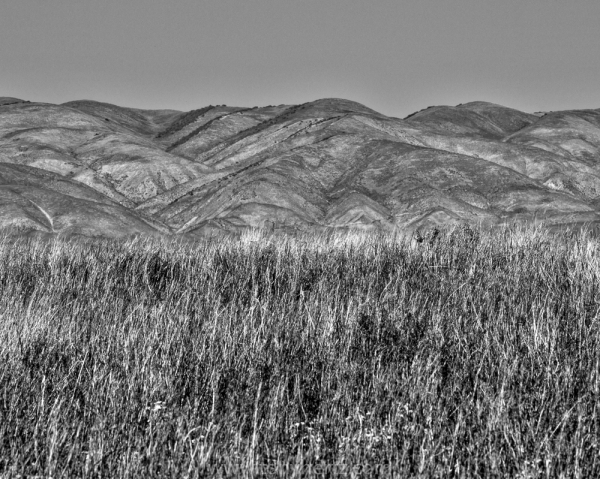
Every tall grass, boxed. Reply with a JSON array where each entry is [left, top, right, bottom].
[[1, 225, 599, 477]]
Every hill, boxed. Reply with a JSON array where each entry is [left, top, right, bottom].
[[0, 97, 599, 238]]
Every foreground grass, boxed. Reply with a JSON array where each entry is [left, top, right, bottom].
[[1, 225, 600, 477]]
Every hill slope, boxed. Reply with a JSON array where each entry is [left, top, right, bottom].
[[0, 97, 599, 237]]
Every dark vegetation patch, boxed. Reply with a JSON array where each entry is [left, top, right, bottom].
[[155, 105, 216, 139], [197, 104, 309, 160], [165, 108, 253, 152], [0, 226, 599, 477]]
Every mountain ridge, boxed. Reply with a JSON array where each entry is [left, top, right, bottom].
[[0, 96, 599, 238]]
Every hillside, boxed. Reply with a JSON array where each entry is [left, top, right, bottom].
[[0, 97, 599, 238]]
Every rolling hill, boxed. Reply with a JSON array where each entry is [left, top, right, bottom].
[[0, 96, 599, 238]]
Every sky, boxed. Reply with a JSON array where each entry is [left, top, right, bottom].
[[1, 0, 599, 118]]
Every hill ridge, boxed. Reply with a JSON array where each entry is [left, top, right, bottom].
[[1, 96, 600, 238]]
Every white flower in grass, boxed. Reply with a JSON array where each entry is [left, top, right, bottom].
[[150, 400, 167, 413]]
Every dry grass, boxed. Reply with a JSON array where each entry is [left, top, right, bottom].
[[1, 224, 599, 477]]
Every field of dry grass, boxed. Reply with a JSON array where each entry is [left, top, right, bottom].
[[1, 225, 600, 477]]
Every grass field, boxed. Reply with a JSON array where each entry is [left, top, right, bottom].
[[1, 225, 600, 478]]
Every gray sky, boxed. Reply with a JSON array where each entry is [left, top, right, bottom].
[[2, 0, 599, 117]]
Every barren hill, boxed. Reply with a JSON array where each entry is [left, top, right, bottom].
[[0, 97, 599, 238]]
